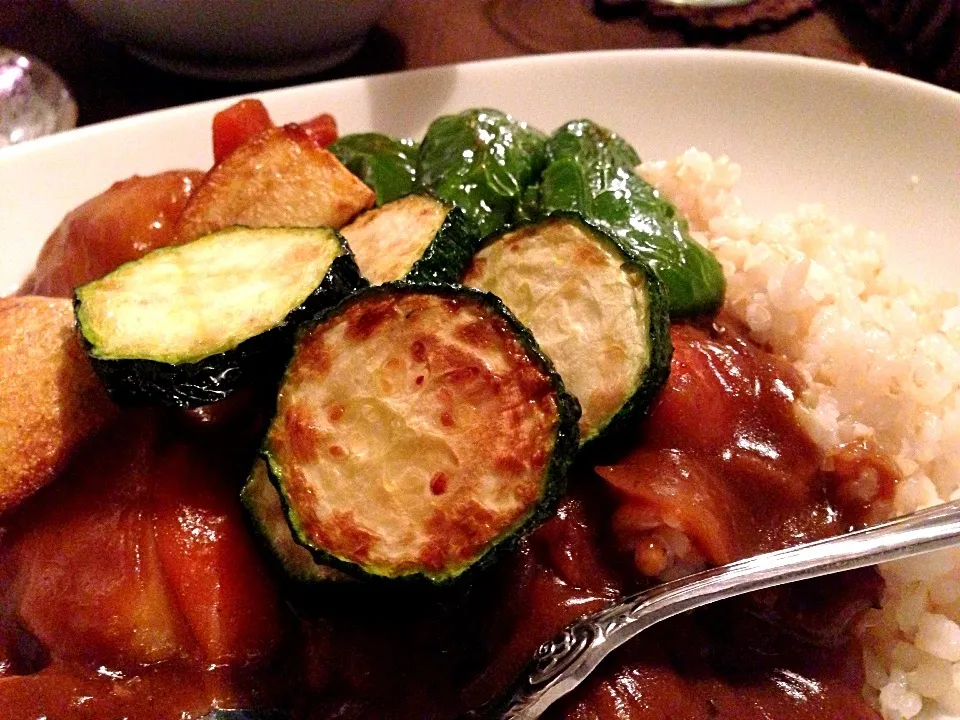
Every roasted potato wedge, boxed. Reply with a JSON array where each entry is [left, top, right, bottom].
[[175, 124, 375, 243], [0, 296, 117, 513]]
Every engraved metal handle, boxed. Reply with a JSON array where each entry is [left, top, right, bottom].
[[470, 498, 960, 720]]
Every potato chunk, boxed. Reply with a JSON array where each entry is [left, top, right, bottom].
[[0, 296, 117, 513], [175, 124, 375, 243]]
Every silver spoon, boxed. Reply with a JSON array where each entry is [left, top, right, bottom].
[[473, 497, 960, 719]]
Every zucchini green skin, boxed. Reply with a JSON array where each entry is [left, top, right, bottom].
[[341, 193, 478, 285], [75, 234, 367, 408], [263, 282, 580, 585], [533, 119, 725, 318], [580, 231, 673, 457], [398, 196, 478, 284], [416, 109, 547, 238], [329, 133, 419, 206], [465, 212, 672, 455], [241, 459, 353, 585], [552, 213, 673, 455]]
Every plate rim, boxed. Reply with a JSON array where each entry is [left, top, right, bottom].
[[4, 46, 959, 296], [2, 47, 958, 163]]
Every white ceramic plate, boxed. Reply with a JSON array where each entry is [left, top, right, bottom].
[[1, 49, 959, 297]]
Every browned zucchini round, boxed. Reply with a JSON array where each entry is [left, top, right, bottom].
[[262, 283, 579, 583]]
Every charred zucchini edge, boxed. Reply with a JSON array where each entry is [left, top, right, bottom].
[[340, 193, 478, 285], [465, 211, 673, 454], [262, 281, 580, 585], [241, 458, 353, 585], [74, 227, 367, 408], [403, 197, 478, 284]]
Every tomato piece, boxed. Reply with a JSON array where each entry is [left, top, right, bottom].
[[643, 324, 819, 503], [212, 99, 274, 164], [12, 415, 196, 667], [300, 112, 338, 147], [151, 442, 282, 664], [19, 170, 204, 297], [641, 324, 744, 454]]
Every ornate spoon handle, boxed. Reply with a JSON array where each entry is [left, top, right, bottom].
[[472, 498, 960, 720]]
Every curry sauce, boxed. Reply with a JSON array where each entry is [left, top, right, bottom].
[[0, 316, 893, 719]]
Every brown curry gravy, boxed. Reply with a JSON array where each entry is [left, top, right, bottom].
[[0, 319, 896, 719], [1, 180, 898, 718]]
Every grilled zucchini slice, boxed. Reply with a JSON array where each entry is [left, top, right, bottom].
[[534, 119, 725, 317], [262, 283, 579, 583], [339, 194, 475, 285], [242, 459, 351, 584], [74, 226, 366, 407], [462, 214, 671, 450]]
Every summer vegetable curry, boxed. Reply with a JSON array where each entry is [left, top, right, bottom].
[[0, 102, 898, 719]]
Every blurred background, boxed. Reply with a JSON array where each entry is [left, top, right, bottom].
[[0, 0, 955, 131]]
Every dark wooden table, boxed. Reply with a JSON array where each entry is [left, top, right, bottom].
[[0, 0, 924, 128]]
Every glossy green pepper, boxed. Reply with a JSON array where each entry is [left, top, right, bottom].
[[416, 108, 547, 238], [329, 133, 419, 206], [532, 120, 725, 317]]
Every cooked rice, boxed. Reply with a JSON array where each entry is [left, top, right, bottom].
[[640, 149, 960, 720]]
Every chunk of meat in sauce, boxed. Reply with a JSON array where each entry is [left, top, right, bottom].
[[151, 438, 283, 665], [599, 320, 898, 581], [8, 415, 192, 667], [0, 410, 283, 699], [18, 170, 203, 297]]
